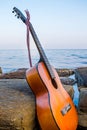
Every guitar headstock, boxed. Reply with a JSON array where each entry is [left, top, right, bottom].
[[12, 7, 26, 23]]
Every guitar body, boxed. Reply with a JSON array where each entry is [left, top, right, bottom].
[[26, 62, 78, 130]]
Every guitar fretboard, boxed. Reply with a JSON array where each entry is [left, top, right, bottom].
[[29, 22, 55, 79]]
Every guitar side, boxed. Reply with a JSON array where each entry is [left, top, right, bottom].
[[26, 62, 78, 130]]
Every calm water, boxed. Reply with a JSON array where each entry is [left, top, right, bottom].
[[1, 49, 86, 106], [0, 49, 87, 73]]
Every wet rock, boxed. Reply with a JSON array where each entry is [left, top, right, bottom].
[[78, 88, 87, 113], [60, 77, 76, 85], [56, 68, 74, 77], [17, 68, 27, 72], [0, 67, 2, 74], [0, 68, 27, 79], [63, 85, 74, 99], [78, 110, 87, 128], [75, 67, 87, 87], [0, 79, 74, 129], [0, 68, 75, 79], [77, 88, 87, 128], [77, 126, 87, 130]]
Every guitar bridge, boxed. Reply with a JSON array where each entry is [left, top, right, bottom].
[[61, 103, 71, 116]]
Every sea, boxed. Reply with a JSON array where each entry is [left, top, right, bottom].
[[0, 49, 87, 106], [0, 49, 87, 73]]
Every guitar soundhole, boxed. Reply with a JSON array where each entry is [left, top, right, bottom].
[[51, 78, 58, 89]]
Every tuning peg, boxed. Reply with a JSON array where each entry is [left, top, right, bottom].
[[12, 10, 14, 13], [17, 16, 19, 19]]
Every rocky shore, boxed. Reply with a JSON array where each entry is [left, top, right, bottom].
[[0, 67, 87, 130]]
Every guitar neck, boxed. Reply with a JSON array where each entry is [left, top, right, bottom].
[[29, 22, 55, 79]]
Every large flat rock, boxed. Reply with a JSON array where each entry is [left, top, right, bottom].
[[0, 79, 39, 130]]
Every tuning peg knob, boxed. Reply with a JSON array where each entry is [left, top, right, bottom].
[[12, 10, 14, 13], [17, 16, 19, 19]]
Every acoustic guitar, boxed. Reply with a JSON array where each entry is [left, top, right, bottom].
[[13, 7, 78, 130]]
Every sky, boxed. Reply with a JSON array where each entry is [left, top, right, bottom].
[[0, 0, 87, 49]]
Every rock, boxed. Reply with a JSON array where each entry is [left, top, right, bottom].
[[17, 68, 27, 72], [0, 67, 2, 74], [60, 77, 76, 85], [77, 88, 87, 128], [0, 68, 27, 79], [0, 79, 39, 130], [63, 85, 74, 99], [56, 68, 74, 77], [78, 88, 87, 113], [0, 68, 75, 80], [77, 126, 87, 130], [75, 67, 87, 87], [0, 79, 74, 129], [78, 110, 87, 128]]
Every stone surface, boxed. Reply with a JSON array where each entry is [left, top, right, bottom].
[[0, 68, 74, 79], [0, 79, 39, 130], [75, 67, 87, 87], [77, 126, 87, 130], [77, 88, 87, 128], [0, 68, 76, 86], [63, 85, 74, 99], [78, 110, 87, 128], [78, 88, 87, 113], [60, 77, 76, 85], [0, 68, 27, 79], [0, 67, 2, 74], [56, 68, 74, 77], [0, 79, 74, 129]]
